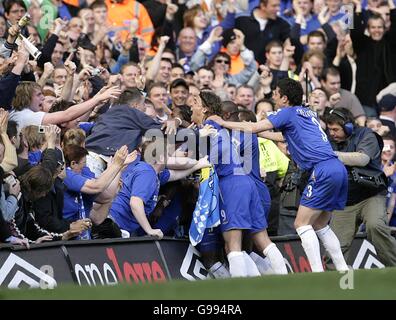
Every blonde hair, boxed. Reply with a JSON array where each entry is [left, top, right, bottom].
[[12, 82, 42, 111], [22, 125, 46, 151], [62, 128, 86, 148]]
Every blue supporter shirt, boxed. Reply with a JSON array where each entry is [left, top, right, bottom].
[[63, 166, 96, 221], [28, 150, 42, 166], [109, 161, 170, 233], [267, 106, 336, 171]]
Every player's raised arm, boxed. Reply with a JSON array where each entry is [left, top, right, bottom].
[[207, 115, 274, 133]]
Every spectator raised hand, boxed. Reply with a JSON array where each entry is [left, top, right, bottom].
[[207, 26, 223, 45], [318, 5, 331, 25], [53, 18, 69, 36], [44, 124, 61, 149], [43, 62, 55, 77], [12, 42, 30, 75], [7, 23, 21, 43], [112, 145, 129, 168], [94, 86, 122, 104]]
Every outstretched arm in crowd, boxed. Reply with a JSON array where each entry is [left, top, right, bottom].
[[167, 156, 210, 181], [333, 151, 370, 167], [258, 131, 285, 142], [90, 151, 138, 226], [350, 0, 366, 54], [388, 0, 396, 45], [37, 18, 68, 69], [207, 115, 275, 133], [79, 146, 128, 195], [145, 36, 170, 81], [0, 110, 18, 173], [60, 56, 76, 102], [0, 43, 29, 110], [228, 30, 258, 86], [41, 86, 121, 125], [190, 26, 223, 72]]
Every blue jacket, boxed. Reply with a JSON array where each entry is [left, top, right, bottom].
[[0, 72, 20, 110]]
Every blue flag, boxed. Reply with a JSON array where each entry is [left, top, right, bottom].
[[189, 166, 221, 246]]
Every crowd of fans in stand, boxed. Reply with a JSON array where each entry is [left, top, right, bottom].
[[0, 0, 395, 277]]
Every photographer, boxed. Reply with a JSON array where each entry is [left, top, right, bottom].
[[0, 172, 20, 222], [325, 107, 396, 266]]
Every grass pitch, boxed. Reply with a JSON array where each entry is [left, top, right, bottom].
[[1, 267, 395, 300]]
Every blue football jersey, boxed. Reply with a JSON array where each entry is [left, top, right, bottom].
[[267, 106, 336, 170]]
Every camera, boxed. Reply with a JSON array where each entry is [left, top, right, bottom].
[[91, 68, 102, 77], [4, 175, 17, 187]]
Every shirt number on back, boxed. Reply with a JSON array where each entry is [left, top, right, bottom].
[[311, 117, 328, 142], [306, 185, 313, 198]]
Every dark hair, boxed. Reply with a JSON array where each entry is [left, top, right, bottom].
[[4, 0, 26, 14], [173, 104, 192, 122], [20, 166, 53, 201], [117, 87, 144, 106], [221, 100, 239, 113], [163, 48, 176, 59], [321, 66, 340, 82], [170, 78, 189, 91], [277, 78, 304, 106], [382, 134, 395, 143], [324, 107, 355, 127], [172, 63, 185, 71], [238, 109, 257, 123], [265, 40, 283, 53], [160, 58, 173, 67], [197, 66, 215, 77], [63, 145, 89, 167], [307, 30, 326, 43], [49, 100, 73, 113], [121, 62, 140, 74], [147, 82, 167, 96], [368, 13, 385, 28], [200, 91, 222, 117], [89, 0, 108, 10], [208, 52, 231, 70], [254, 98, 275, 114]]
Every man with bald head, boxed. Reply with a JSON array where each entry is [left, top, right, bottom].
[[176, 27, 197, 70]]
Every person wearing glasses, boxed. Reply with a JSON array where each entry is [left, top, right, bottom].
[[191, 28, 257, 88], [3, 0, 26, 27]]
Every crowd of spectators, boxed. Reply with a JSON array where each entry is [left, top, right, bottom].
[[0, 0, 395, 275]]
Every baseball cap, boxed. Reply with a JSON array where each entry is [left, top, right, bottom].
[[170, 78, 189, 91]]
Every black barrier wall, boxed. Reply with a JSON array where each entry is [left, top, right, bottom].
[[0, 235, 386, 289]]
